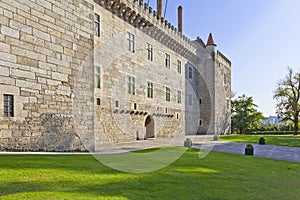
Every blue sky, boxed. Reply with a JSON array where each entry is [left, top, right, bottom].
[[147, 0, 300, 116]]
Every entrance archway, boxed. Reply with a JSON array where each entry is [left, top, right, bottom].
[[145, 115, 155, 139]]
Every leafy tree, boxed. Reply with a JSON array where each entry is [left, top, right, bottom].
[[274, 67, 300, 135], [231, 94, 264, 134]]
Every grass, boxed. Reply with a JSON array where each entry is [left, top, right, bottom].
[[219, 135, 300, 147], [0, 148, 299, 199]]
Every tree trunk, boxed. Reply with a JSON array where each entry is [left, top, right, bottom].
[[294, 117, 298, 136]]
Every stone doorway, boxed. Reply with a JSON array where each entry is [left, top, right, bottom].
[[145, 115, 155, 139]]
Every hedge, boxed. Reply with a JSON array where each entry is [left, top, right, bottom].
[[245, 131, 294, 135]]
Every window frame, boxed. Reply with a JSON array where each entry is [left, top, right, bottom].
[[147, 81, 153, 98], [165, 87, 171, 102], [177, 90, 182, 104], [95, 66, 101, 89], [4, 94, 14, 117], [127, 75, 136, 95], [177, 60, 181, 74], [128, 32, 135, 52], [188, 66, 193, 79], [147, 43, 153, 61], [94, 13, 100, 37], [165, 53, 170, 68]]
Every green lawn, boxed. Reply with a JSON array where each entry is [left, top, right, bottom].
[[219, 135, 300, 147], [0, 149, 300, 199]]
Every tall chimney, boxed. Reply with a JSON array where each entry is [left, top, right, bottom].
[[157, 0, 162, 18], [178, 6, 183, 33]]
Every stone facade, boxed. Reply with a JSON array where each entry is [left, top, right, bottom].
[[0, 0, 94, 151], [0, 0, 231, 151]]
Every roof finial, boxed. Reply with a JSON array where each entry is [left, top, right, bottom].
[[206, 33, 217, 47]]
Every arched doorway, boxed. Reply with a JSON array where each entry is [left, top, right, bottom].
[[145, 115, 155, 139]]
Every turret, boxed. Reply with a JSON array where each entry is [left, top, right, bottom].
[[206, 33, 217, 54]]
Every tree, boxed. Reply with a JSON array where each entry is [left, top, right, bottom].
[[273, 67, 300, 135], [231, 94, 264, 134]]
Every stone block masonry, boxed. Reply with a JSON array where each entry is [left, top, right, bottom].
[[0, 0, 95, 151]]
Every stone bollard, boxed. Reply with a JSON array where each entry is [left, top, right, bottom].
[[245, 144, 254, 155], [184, 138, 192, 147], [259, 137, 265, 145]]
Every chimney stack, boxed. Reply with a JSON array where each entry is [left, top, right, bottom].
[[178, 6, 183, 33], [157, 0, 162, 18]]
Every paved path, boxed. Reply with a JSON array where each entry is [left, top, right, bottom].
[[1, 137, 299, 163], [203, 140, 300, 162]]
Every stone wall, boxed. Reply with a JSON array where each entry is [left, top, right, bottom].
[[215, 50, 231, 135], [93, 3, 187, 149], [0, 0, 95, 151]]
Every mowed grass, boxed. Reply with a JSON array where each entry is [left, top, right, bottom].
[[219, 135, 300, 147], [0, 148, 300, 199]]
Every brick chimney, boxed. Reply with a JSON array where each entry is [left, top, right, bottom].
[[178, 6, 183, 33], [157, 0, 162, 18]]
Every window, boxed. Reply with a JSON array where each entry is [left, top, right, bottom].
[[133, 103, 137, 110], [199, 119, 203, 126], [127, 75, 135, 95], [95, 66, 101, 88], [147, 82, 153, 98], [188, 94, 193, 105], [176, 113, 179, 120], [165, 108, 168, 113], [128, 32, 135, 52], [227, 99, 230, 109], [188, 66, 193, 79], [95, 14, 100, 37], [177, 90, 182, 104], [199, 98, 202, 105], [147, 43, 153, 61], [4, 94, 14, 117], [177, 60, 181, 74], [96, 98, 100, 105], [115, 100, 119, 108], [165, 87, 170, 101], [165, 53, 170, 68], [224, 74, 227, 85]]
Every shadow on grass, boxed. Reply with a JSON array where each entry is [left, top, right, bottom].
[[0, 148, 300, 199]]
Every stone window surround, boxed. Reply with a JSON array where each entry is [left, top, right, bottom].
[[165, 87, 170, 101], [165, 53, 170, 68], [188, 66, 193, 79], [96, 98, 101, 105], [177, 90, 182, 104], [0, 85, 27, 120], [147, 43, 153, 61], [199, 119, 203, 126], [127, 32, 135, 52], [147, 81, 153, 98], [94, 13, 100, 37], [95, 66, 101, 89], [127, 75, 135, 95], [177, 60, 181, 74]]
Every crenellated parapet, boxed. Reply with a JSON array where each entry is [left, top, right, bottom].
[[217, 50, 231, 67], [95, 0, 197, 59]]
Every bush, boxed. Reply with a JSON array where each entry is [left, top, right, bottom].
[[245, 131, 294, 135]]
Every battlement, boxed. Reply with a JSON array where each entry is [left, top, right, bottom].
[[95, 0, 197, 59], [217, 50, 231, 66]]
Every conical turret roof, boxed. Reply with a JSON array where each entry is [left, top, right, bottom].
[[206, 33, 217, 47]]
